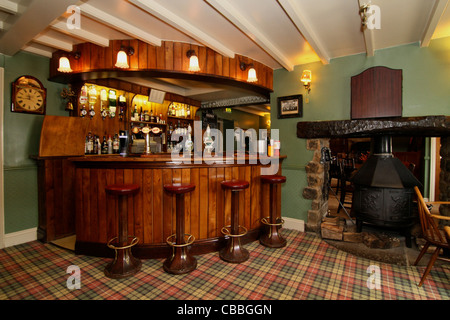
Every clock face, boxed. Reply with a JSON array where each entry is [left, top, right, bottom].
[[11, 76, 46, 115], [15, 88, 44, 111]]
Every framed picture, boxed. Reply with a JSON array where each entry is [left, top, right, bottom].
[[277, 94, 302, 119]]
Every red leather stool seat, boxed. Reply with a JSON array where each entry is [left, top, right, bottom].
[[105, 184, 140, 196], [260, 175, 286, 184], [221, 180, 249, 190], [164, 183, 196, 194]]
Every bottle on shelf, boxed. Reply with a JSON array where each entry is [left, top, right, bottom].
[[97, 136, 101, 155], [85, 135, 89, 155], [87, 132, 94, 154], [113, 133, 120, 154], [93, 135, 98, 154], [107, 135, 113, 154], [150, 108, 154, 122], [144, 110, 149, 122], [133, 105, 139, 120], [101, 136, 108, 154]]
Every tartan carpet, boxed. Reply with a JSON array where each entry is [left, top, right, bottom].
[[0, 229, 448, 300]]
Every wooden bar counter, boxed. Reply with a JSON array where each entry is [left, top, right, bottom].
[[69, 153, 285, 258]]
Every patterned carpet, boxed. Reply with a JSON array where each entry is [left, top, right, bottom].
[[0, 229, 448, 301]]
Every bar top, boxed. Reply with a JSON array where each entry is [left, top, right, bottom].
[[68, 153, 285, 162]]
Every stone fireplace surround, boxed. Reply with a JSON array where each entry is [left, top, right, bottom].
[[297, 116, 450, 233]]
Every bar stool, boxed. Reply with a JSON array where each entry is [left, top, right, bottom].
[[260, 175, 287, 248], [163, 183, 197, 274], [104, 184, 141, 279], [220, 180, 250, 263]]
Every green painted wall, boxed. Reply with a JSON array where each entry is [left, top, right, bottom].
[[2, 51, 67, 234], [271, 37, 450, 222]]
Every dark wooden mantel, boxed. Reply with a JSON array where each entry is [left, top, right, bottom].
[[297, 116, 450, 139]]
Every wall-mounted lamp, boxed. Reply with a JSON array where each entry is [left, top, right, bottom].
[[240, 62, 258, 83], [57, 51, 81, 73], [186, 49, 200, 72], [115, 46, 134, 69], [301, 70, 312, 94]]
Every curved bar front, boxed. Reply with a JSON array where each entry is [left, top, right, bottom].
[[70, 154, 285, 258]]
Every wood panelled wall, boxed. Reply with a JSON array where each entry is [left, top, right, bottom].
[[37, 158, 76, 241], [75, 165, 280, 251], [50, 40, 273, 91]]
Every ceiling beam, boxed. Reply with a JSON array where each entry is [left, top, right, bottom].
[[206, 0, 294, 71], [420, 0, 449, 47], [128, 0, 235, 58], [277, 0, 330, 65], [33, 34, 73, 52], [0, 0, 19, 14], [0, 0, 79, 56], [50, 20, 109, 47], [358, 0, 375, 57], [21, 44, 53, 58], [362, 27, 375, 57], [78, 3, 161, 47]]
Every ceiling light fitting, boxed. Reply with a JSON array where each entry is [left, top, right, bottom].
[[115, 46, 135, 69], [57, 51, 81, 73], [186, 49, 200, 72], [301, 70, 312, 94], [240, 62, 258, 83], [359, 4, 371, 30]]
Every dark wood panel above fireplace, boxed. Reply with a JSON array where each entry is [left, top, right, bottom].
[[351, 66, 402, 119]]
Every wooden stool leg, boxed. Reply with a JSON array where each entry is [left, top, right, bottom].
[[220, 190, 249, 263], [105, 195, 142, 279], [260, 184, 286, 248], [163, 193, 197, 274]]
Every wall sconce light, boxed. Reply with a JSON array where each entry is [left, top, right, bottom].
[[186, 49, 200, 72], [301, 70, 312, 94], [115, 46, 134, 69], [57, 51, 81, 73], [240, 62, 258, 83]]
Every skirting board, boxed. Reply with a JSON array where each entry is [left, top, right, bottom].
[[3, 228, 37, 248], [283, 217, 305, 232], [0, 220, 304, 249]]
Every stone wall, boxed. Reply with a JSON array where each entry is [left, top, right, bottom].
[[302, 138, 330, 232]]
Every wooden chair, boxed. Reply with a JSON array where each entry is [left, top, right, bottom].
[[413, 186, 450, 287]]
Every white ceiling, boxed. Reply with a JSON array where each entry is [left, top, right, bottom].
[[1, 0, 449, 116]]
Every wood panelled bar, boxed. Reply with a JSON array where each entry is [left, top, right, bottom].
[[69, 155, 284, 258], [36, 39, 281, 259]]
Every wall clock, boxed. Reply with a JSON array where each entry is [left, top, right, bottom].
[[11, 75, 47, 115]]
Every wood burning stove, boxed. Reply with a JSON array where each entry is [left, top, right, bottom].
[[351, 135, 423, 247]]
